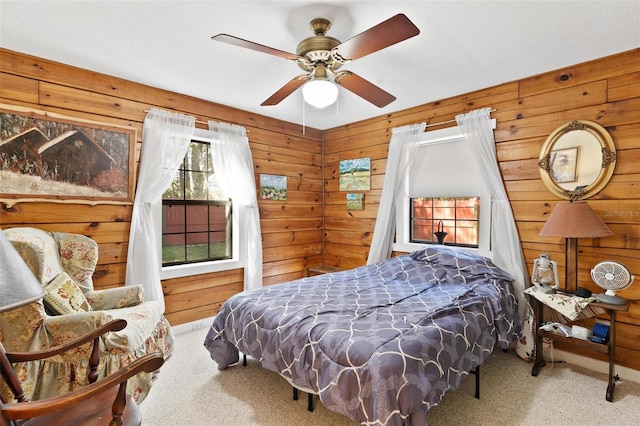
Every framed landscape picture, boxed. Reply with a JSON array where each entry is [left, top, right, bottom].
[[260, 174, 287, 200], [346, 193, 364, 211], [339, 157, 371, 191], [0, 105, 136, 205]]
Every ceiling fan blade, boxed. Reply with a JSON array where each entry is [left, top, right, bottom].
[[212, 34, 298, 60], [334, 14, 420, 61], [335, 71, 396, 108], [261, 75, 309, 106]]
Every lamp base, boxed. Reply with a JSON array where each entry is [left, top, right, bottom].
[[534, 283, 556, 294]]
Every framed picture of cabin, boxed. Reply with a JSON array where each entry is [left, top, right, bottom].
[[0, 104, 136, 205]]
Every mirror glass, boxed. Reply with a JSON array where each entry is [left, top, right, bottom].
[[538, 120, 616, 200]]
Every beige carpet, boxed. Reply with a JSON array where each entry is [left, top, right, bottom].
[[139, 328, 640, 425]]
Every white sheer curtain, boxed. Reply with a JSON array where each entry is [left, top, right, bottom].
[[208, 121, 263, 290], [126, 109, 195, 312], [456, 107, 529, 321], [367, 123, 426, 264]]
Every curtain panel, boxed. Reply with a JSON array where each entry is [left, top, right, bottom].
[[456, 107, 529, 322], [126, 109, 195, 312], [208, 121, 263, 290], [367, 123, 426, 264]]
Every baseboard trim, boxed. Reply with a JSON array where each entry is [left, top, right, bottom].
[[549, 348, 640, 384], [171, 316, 216, 336]]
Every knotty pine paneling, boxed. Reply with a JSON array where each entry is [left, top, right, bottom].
[[2, 46, 639, 372], [0, 48, 323, 326], [322, 48, 640, 371]]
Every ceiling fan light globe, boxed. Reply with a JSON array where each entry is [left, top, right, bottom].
[[303, 80, 338, 108]]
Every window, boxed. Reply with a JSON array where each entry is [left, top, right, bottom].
[[410, 197, 480, 247], [162, 140, 232, 266], [393, 125, 493, 256]]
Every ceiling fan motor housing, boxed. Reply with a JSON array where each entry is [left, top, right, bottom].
[[296, 19, 343, 72]]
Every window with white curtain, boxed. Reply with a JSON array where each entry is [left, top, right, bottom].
[[161, 139, 232, 266], [155, 129, 241, 280], [393, 125, 492, 256]]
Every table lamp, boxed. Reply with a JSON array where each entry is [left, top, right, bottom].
[[538, 201, 614, 292], [1, 231, 45, 403]]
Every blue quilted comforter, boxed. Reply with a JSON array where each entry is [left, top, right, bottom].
[[204, 246, 521, 425]]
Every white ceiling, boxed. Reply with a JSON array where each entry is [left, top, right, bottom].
[[1, 1, 639, 130]]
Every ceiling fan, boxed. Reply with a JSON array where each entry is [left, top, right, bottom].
[[211, 13, 420, 108]]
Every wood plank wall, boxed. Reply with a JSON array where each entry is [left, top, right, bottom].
[[0, 48, 323, 326], [322, 48, 640, 371], [1, 47, 638, 371]]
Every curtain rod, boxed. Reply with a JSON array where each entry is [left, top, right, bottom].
[[144, 107, 495, 131], [425, 108, 496, 129], [143, 109, 250, 130], [143, 109, 209, 126]]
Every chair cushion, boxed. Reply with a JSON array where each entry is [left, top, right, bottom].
[[43, 272, 92, 315], [52, 232, 99, 293], [103, 301, 164, 352]]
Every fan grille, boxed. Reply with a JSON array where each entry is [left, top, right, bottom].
[[591, 261, 633, 291]]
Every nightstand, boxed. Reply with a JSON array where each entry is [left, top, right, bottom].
[[529, 293, 630, 402], [307, 266, 346, 277]]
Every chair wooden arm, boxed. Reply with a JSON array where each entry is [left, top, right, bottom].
[[4, 319, 127, 363], [1, 352, 164, 422]]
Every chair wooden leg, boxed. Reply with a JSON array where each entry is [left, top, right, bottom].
[[109, 381, 128, 426], [1, 343, 28, 403], [88, 337, 101, 383]]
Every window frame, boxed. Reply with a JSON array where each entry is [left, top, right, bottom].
[[155, 129, 241, 280], [409, 196, 480, 248], [392, 125, 493, 257]]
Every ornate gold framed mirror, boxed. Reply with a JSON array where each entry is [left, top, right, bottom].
[[538, 120, 616, 200]]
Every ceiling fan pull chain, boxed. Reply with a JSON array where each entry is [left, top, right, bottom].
[[302, 96, 306, 136]]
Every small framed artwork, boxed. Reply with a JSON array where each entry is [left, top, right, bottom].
[[550, 147, 579, 183], [339, 157, 371, 191], [260, 174, 287, 200], [346, 193, 364, 211], [0, 104, 136, 205]]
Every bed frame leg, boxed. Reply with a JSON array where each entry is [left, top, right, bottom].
[[243, 354, 247, 367], [292, 387, 314, 411], [473, 365, 480, 399]]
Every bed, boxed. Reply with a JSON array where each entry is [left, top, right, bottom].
[[204, 246, 521, 425]]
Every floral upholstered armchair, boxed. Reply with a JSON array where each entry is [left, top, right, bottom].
[[0, 227, 174, 404]]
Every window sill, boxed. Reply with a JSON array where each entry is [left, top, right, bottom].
[[392, 242, 485, 257], [160, 258, 243, 280], [392, 242, 428, 254]]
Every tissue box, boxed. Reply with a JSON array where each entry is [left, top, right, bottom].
[[571, 325, 592, 340]]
